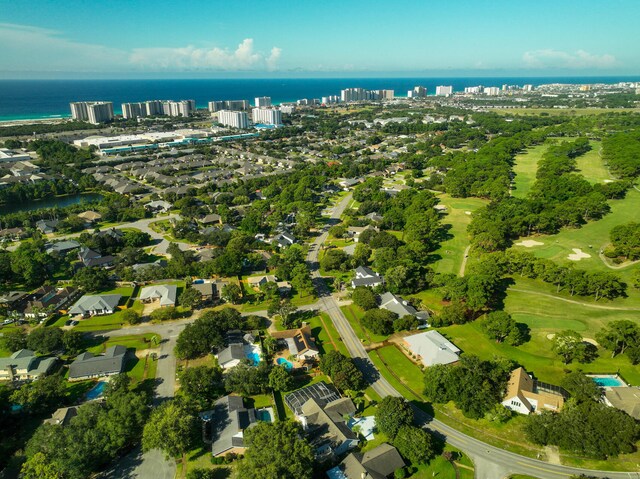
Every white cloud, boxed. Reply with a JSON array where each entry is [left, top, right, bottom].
[[0, 23, 281, 72], [128, 38, 279, 71], [522, 49, 616, 69]]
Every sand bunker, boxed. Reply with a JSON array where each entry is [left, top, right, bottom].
[[546, 333, 556, 340], [583, 338, 599, 346], [604, 179, 614, 183], [567, 248, 591, 261], [464, 211, 472, 215], [516, 240, 544, 248]]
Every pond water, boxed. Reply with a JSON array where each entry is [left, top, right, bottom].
[[0, 192, 103, 216]]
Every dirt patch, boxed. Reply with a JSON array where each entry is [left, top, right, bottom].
[[515, 239, 544, 247], [543, 445, 561, 465], [567, 248, 591, 261], [141, 301, 161, 317]]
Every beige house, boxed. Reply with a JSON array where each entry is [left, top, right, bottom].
[[77, 210, 102, 223], [271, 325, 319, 361], [0, 349, 57, 382], [502, 367, 565, 415]]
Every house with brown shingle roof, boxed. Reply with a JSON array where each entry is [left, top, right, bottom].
[[502, 367, 565, 415], [271, 325, 319, 361]]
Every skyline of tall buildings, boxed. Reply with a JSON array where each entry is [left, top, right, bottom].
[[70, 101, 114, 124], [254, 96, 272, 108], [216, 110, 249, 129]]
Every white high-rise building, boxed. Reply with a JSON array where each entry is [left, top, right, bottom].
[[252, 108, 282, 125], [407, 86, 427, 98], [208, 100, 249, 113], [377, 89, 394, 100], [144, 100, 164, 116], [523, 84, 534, 92], [280, 105, 296, 114], [484, 87, 500, 96], [435, 86, 453, 96], [255, 97, 272, 108], [217, 110, 249, 129], [341, 88, 368, 102], [121, 102, 146, 119], [70, 101, 114, 123], [464, 86, 483, 94], [161, 100, 195, 117]]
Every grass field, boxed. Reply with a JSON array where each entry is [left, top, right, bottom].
[[432, 194, 488, 275], [408, 446, 474, 479], [340, 304, 389, 344], [512, 186, 640, 294], [511, 144, 549, 198], [307, 313, 349, 356], [493, 107, 639, 116], [575, 141, 610, 183]]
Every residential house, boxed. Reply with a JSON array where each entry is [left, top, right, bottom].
[[44, 406, 78, 426], [364, 212, 383, 223], [604, 387, 640, 420], [247, 274, 277, 290], [78, 247, 115, 268], [69, 294, 122, 317], [379, 292, 429, 323], [346, 225, 377, 243], [68, 345, 128, 381], [145, 200, 172, 213], [403, 331, 460, 367], [191, 282, 215, 302], [273, 231, 296, 248], [77, 210, 102, 224], [202, 395, 258, 457], [139, 284, 177, 307], [296, 395, 358, 458], [36, 219, 59, 234], [351, 266, 384, 288], [0, 227, 27, 241], [271, 325, 319, 361], [338, 178, 362, 190], [327, 443, 405, 479], [0, 349, 57, 381], [502, 367, 566, 415], [0, 291, 28, 316], [216, 343, 246, 369], [200, 213, 222, 225], [45, 240, 81, 255], [23, 286, 80, 319]]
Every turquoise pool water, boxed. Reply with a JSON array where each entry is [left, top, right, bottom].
[[591, 376, 624, 387], [277, 357, 293, 370], [246, 352, 261, 366], [256, 409, 273, 422], [86, 381, 106, 400]]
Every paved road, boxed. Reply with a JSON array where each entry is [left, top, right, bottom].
[[308, 193, 640, 479]]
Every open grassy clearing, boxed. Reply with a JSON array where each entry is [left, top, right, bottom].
[[307, 313, 349, 356], [432, 194, 488, 275], [512, 186, 640, 292], [341, 304, 389, 344], [511, 143, 549, 199], [575, 140, 610, 183], [408, 446, 474, 479]]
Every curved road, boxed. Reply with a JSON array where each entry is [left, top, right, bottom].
[[309, 193, 640, 479]]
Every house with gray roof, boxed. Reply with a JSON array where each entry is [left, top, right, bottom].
[[68, 345, 127, 381], [139, 284, 177, 307], [36, 219, 59, 234], [217, 343, 246, 369], [0, 349, 57, 382], [327, 443, 405, 479], [201, 395, 258, 457], [69, 294, 122, 317], [45, 240, 81, 255], [403, 330, 460, 367], [379, 292, 429, 323], [44, 406, 78, 426], [351, 266, 384, 288]]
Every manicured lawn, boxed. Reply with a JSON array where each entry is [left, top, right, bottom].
[[575, 140, 610, 183], [511, 186, 640, 293], [307, 313, 349, 356], [177, 445, 232, 479], [408, 446, 474, 479], [87, 333, 159, 354], [73, 301, 144, 332], [511, 143, 549, 199], [370, 345, 425, 398], [432, 194, 488, 275]]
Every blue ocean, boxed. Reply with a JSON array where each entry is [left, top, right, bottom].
[[0, 76, 637, 121]]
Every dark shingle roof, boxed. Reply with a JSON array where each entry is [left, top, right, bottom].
[[68, 345, 127, 379]]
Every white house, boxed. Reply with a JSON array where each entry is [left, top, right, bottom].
[[403, 331, 460, 367], [69, 294, 122, 317], [139, 284, 177, 307]]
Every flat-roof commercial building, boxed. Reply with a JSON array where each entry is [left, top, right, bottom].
[[217, 110, 249, 129]]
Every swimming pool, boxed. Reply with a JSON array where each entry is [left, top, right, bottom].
[[86, 381, 107, 400], [256, 407, 274, 422], [244, 344, 262, 366], [276, 357, 294, 370], [591, 376, 625, 387]]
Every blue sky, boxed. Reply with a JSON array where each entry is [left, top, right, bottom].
[[0, 0, 638, 78]]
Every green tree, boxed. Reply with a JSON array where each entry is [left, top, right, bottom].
[[121, 308, 142, 325], [269, 365, 295, 392], [142, 399, 198, 460], [62, 329, 84, 355], [319, 350, 365, 392], [11, 375, 66, 413], [72, 266, 112, 293], [561, 371, 602, 403], [351, 286, 378, 310], [150, 306, 181, 321], [224, 362, 270, 396], [27, 327, 63, 354], [20, 452, 63, 479], [361, 308, 397, 335], [179, 365, 223, 407], [11, 241, 50, 287], [236, 421, 314, 479], [393, 425, 435, 465], [179, 286, 202, 309], [376, 396, 414, 439], [221, 283, 242, 304], [552, 330, 589, 364], [481, 311, 525, 345], [320, 248, 348, 271], [596, 320, 640, 358], [0, 327, 27, 352]]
